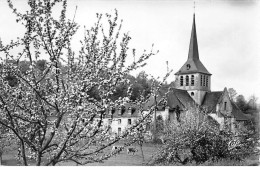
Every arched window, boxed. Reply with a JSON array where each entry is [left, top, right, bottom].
[[180, 76, 183, 86], [200, 75, 203, 86], [203, 75, 206, 86], [186, 75, 189, 86], [191, 75, 194, 86], [206, 76, 209, 87], [191, 92, 194, 96]]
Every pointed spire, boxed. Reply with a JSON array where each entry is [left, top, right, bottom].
[[175, 10, 211, 76], [188, 14, 199, 61]]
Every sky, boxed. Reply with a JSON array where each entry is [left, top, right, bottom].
[[0, 0, 259, 101]]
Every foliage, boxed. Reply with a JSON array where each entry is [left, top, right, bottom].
[[236, 95, 259, 133], [0, 0, 159, 166], [149, 115, 165, 144], [147, 106, 260, 165], [155, 115, 164, 135], [228, 88, 237, 102], [236, 95, 249, 112], [92, 71, 155, 102], [248, 95, 258, 110]]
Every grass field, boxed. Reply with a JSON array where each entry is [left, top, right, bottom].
[[58, 144, 159, 166], [1, 143, 259, 166], [1, 143, 160, 166]]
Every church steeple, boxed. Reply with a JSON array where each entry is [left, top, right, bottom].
[[174, 12, 212, 105], [188, 14, 199, 61], [175, 14, 211, 76]]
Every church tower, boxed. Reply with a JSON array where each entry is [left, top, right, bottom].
[[175, 14, 211, 105]]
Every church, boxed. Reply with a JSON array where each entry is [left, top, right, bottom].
[[145, 13, 249, 133], [101, 13, 249, 136]]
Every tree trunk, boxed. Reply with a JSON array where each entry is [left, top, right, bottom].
[[36, 152, 41, 166], [0, 148, 3, 166], [0, 153, 2, 166], [153, 95, 157, 142], [20, 141, 28, 166], [139, 143, 144, 163]]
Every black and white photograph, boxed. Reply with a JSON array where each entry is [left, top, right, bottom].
[[0, 0, 259, 167]]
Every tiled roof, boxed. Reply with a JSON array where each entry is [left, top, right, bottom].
[[143, 86, 169, 110], [144, 87, 195, 111], [170, 88, 195, 108], [202, 91, 249, 121], [105, 103, 140, 118], [165, 91, 184, 109], [202, 91, 223, 113], [175, 59, 211, 75], [231, 102, 249, 121]]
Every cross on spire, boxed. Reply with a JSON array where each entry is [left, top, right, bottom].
[[194, 1, 195, 13]]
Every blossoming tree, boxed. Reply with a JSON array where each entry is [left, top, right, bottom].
[[0, 0, 161, 165]]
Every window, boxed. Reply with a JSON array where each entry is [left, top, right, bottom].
[[206, 76, 209, 87], [186, 75, 189, 86], [186, 64, 191, 70], [180, 76, 183, 86], [191, 92, 194, 96], [203, 75, 206, 86], [200, 75, 203, 86], [191, 75, 194, 86], [224, 102, 227, 110], [157, 115, 163, 121], [118, 119, 121, 124], [118, 127, 121, 135], [128, 119, 131, 125]]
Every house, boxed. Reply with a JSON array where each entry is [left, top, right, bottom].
[[100, 103, 141, 137]]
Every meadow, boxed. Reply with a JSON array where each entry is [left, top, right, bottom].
[[1, 142, 259, 166], [1, 143, 159, 166]]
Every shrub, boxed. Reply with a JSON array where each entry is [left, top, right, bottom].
[[147, 106, 259, 165]]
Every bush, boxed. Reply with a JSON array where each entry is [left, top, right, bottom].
[[147, 106, 259, 165]]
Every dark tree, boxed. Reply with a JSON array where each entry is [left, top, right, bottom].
[[236, 95, 249, 112]]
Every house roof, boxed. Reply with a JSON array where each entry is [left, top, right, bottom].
[[165, 91, 184, 109], [231, 102, 249, 121], [143, 85, 169, 110], [175, 14, 211, 76], [170, 88, 195, 108], [105, 103, 140, 118], [143, 87, 195, 111], [202, 91, 223, 113], [201, 90, 249, 121]]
